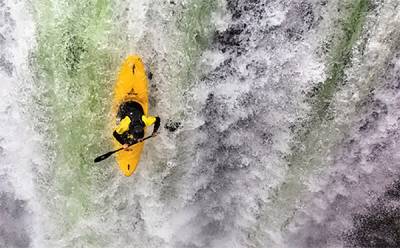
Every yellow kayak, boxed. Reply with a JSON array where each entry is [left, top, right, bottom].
[[112, 55, 149, 176]]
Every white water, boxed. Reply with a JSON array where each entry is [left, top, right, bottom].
[[2, 0, 400, 247], [0, 1, 44, 247]]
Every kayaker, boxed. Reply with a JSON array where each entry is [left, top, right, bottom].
[[113, 101, 160, 149]]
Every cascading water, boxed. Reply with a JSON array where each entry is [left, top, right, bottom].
[[0, 1, 44, 247], [1, 0, 400, 247]]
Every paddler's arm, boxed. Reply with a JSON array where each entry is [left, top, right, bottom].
[[113, 131, 126, 145], [113, 131, 130, 149], [152, 117, 161, 136], [113, 116, 131, 145]]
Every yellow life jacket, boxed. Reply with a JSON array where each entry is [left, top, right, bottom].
[[142, 115, 156, 126], [115, 116, 131, 134], [115, 115, 156, 134]]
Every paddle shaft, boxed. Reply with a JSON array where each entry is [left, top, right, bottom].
[[94, 135, 153, 163]]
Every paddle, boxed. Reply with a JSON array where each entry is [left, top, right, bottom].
[[94, 135, 153, 163]]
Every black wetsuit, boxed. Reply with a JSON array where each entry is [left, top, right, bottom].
[[113, 101, 160, 145]]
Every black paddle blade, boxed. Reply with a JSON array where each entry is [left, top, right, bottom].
[[94, 152, 113, 163], [94, 148, 122, 163]]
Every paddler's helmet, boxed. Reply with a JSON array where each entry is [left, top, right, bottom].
[[132, 123, 144, 138]]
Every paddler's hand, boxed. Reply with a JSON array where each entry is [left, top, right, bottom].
[[151, 132, 159, 137], [122, 144, 129, 150]]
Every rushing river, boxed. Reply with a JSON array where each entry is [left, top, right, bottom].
[[1, 0, 400, 247]]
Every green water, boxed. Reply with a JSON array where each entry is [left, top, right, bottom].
[[286, 0, 370, 186], [150, 0, 219, 121], [175, 0, 217, 85], [32, 0, 119, 240], [304, 0, 370, 127], [255, 0, 371, 240], [31, 0, 218, 245], [284, 0, 370, 184]]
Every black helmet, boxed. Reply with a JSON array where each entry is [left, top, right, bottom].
[[132, 124, 143, 134]]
